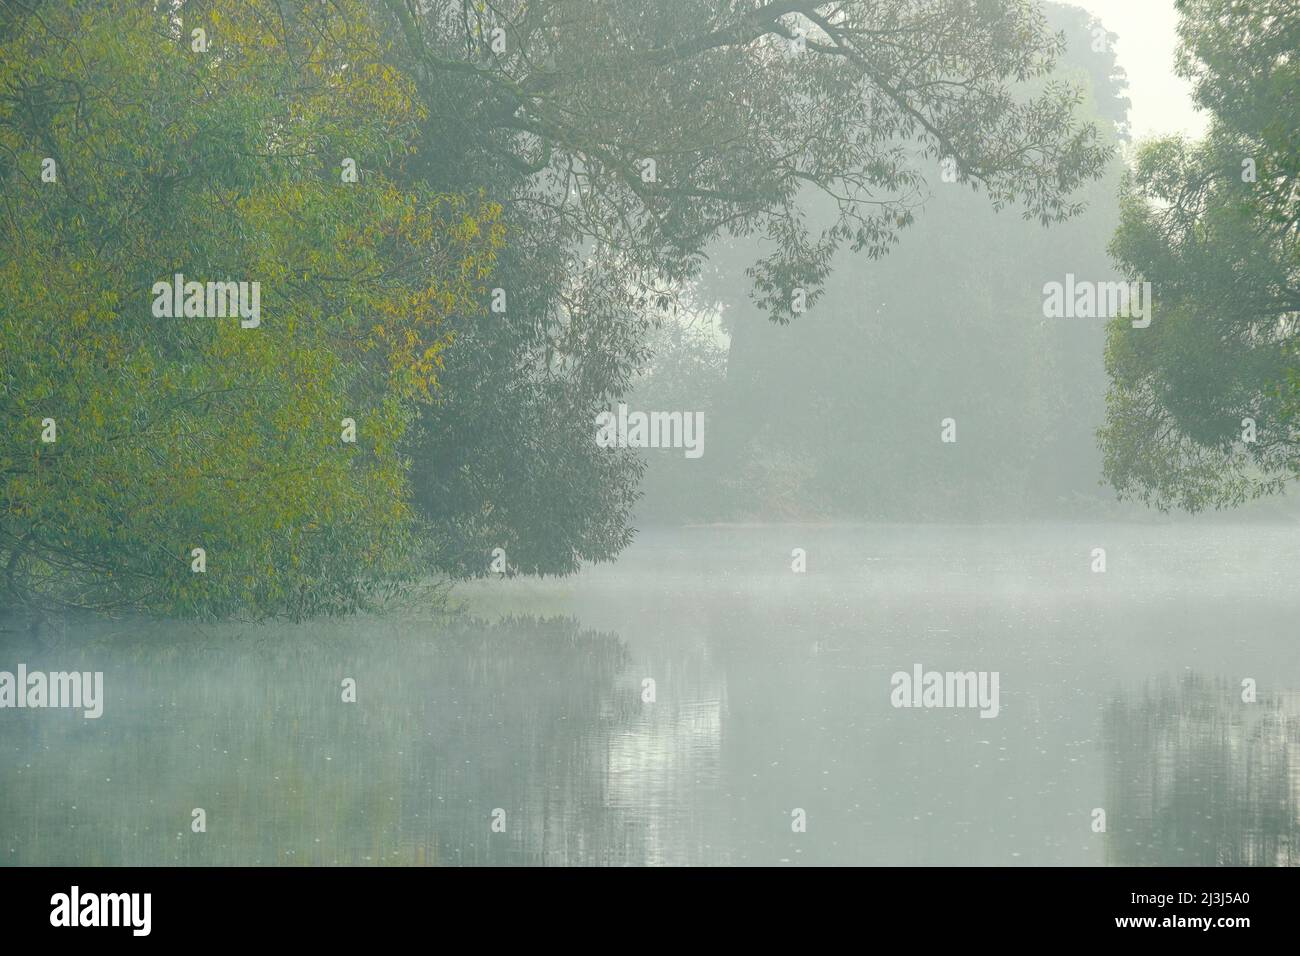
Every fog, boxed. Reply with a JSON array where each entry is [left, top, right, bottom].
[[2, 0, 1296, 870]]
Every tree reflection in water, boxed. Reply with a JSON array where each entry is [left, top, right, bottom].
[[1104, 674, 1299, 866]]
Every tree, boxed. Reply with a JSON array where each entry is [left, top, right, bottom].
[[631, 3, 1129, 521], [0, 0, 501, 617], [1100, 0, 1300, 511], [379, 0, 1114, 556], [2, 0, 1118, 616], [384, 0, 1112, 321]]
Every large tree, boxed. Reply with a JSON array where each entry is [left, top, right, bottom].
[[0, 0, 500, 617], [380, 0, 1114, 565], [2, 0, 1115, 616], [629, 2, 1130, 522], [1100, 0, 1300, 511], [384, 0, 1110, 319]]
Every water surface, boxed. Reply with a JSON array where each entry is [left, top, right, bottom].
[[3, 523, 1298, 865]]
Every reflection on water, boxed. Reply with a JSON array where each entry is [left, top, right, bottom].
[[1104, 675, 1300, 866], [2, 524, 1298, 866], [3, 616, 638, 865]]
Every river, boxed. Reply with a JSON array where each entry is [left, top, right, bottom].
[[3, 522, 1297, 865]]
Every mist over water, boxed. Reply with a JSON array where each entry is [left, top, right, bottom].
[[5, 523, 1296, 866], [2, 0, 1296, 881]]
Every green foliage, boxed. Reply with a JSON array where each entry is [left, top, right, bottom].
[[383, 0, 1112, 323], [1100, 0, 1300, 511], [379, 0, 1114, 542], [644, 4, 1127, 521], [2, 0, 1125, 615], [0, 0, 501, 617]]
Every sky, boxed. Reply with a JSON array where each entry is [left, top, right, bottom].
[[1072, 0, 1210, 141]]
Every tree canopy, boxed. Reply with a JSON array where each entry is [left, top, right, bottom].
[[1, 0, 500, 617], [388, 0, 1115, 567], [2, 0, 1114, 617], [1100, 0, 1300, 511]]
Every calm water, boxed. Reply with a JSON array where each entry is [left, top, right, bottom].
[[3, 523, 1298, 866]]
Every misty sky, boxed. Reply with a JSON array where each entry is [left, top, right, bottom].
[[1074, 0, 1210, 141]]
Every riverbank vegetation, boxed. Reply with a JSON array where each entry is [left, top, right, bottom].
[[2, 1, 1186, 618]]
